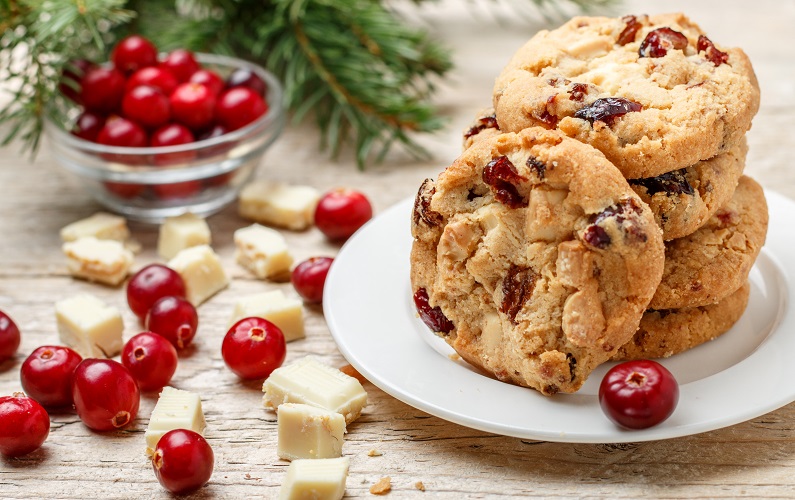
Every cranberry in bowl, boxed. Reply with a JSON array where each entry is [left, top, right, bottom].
[[45, 52, 284, 223]]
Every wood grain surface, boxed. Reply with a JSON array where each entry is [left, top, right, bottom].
[[2, 0, 795, 498]]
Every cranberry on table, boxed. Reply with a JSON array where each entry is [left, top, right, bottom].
[[146, 296, 199, 349], [314, 188, 373, 240], [72, 359, 140, 431], [127, 264, 187, 320], [20, 346, 83, 408], [80, 67, 126, 114], [225, 67, 266, 96], [71, 111, 106, 142], [0, 394, 50, 457], [291, 257, 334, 303], [221, 317, 286, 380], [216, 87, 267, 131], [121, 332, 179, 392], [159, 49, 201, 83], [599, 359, 679, 429], [126, 66, 179, 96], [59, 59, 96, 104], [151, 123, 197, 166], [0, 309, 21, 363], [112, 35, 158, 74], [122, 85, 171, 129], [152, 429, 214, 495], [189, 69, 225, 97], [96, 117, 148, 148], [170, 83, 217, 131]]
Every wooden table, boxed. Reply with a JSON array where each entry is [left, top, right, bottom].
[[2, 1, 794, 498]]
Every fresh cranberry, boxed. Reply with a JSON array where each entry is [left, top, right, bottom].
[[314, 188, 373, 240], [122, 85, 171, 129], [221, 317, 286, 380], [145, 296, 199, 350], [80, 67, 126, 114], [126, 66, 179, 95], [225, 68, 267, 96], [170, 83, 216, 131], [59, 59, 96, 103], [599, 360, 679, 429], [0, 394, 49, 457], [103, 181, 146, 199], [574, 97, 642, 126], [112, 35, 158, 74], [152, 429, 214, 495], [189, 69, 225, 96], [20, 346, 82, 408], [196, 124, 231, 160], [152, 180, 203, 200], [291, 257, 334, 303], [159, 49, 200, 83], [697, 35, 729, 66], [121, 332, 179, 391], [127, 264, 187, 320], [197, 124, 227, 141], [413, 288, 454, 334], [0, 310, 21, 363], [482, 156, 527, 208], [639, 27, 689, 58], [150, 123, 196, 165], [216, 88, 268, 131], [72, 359, 140, 431], [71, 111, 106, 142], [96, 117, 148, 148]]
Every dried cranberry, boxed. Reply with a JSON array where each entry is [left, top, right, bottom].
[[568, 83, 589, 102], [583, 225, 612, 249], [537, 95, 558, 128], [639, 27, 689, 58], [500, 265, 537, 322], [629, 169, 694, 196], [413, 179, 442, 227], [413, 288, 454, 334], [617, 15, 642, 46], [583, 198, 645, 249], [574, 97, 642, 126], [464, 114, 499, 139], [482, 156, 527, 208], [697, 35, 729, 66], [526, 156, 546, 179]]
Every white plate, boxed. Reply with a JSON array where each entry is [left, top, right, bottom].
[[325, 190, 793, 443]]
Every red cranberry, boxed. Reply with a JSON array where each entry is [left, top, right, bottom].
[[500, 265, 537, 322], [617, 15, 642, 46], [20, 346, 83, 408], [216, 87, 268, 131], [314, 188, 373, 240], [225, 67, 267, 96], [413, 288, 453, 334], [599, 360, 679, 429], [112, 35, 158, 74], [221, 317, 286, 380], [197, 124, 227, 141], [291, 257, 334, 303], [71, 111, 106, 142], [196, 124, 231, 160], [103, 181, 146, 199], [159, 49, 200, 83], [0, 394, 50, 457], [121, 332, 179, 391], [464, 114, 499, 139], [697, 35, 729, 66], [152, 180, 203, 200], [145, 296, 199, 350], [189, 69, 225, 97], [639, 27, 689, 58], [629, 168, 694, 196], [59, 59, 96, 103], [574, 97, 642, 126], [80, 67, 126, 114], [122, 85, 171, 129], [0, 310, 21, 363], [126, 66, 179, 95], [171, 83, 216, 131], [483, 156, 527, 208], [72, 359, 140, 431], [150, 123, 197, 165], [127, 264, 187, 320], [152, 429, 214, 495], [96, 117, 148, 148]]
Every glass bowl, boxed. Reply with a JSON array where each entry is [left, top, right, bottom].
[[45, 53, 285, 223]]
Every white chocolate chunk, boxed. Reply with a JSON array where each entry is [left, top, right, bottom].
[[60, 212, 130, 243], [229, 290, 305, 342], [55, 294, 124, 358], [239, 181, 320, 230], [234, 224, 293, 279], [277, 403, 345, 461], [62, 237, 134, 286], [158, 213, 212, 260], [168, 245, 229, 306], [279, 457, 349, 500], [263, 356, 367, 424], [145, 387, 206, 456]]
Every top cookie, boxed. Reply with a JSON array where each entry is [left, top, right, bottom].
[[493, 13, 760, 178], [410, 127, 664, 395]]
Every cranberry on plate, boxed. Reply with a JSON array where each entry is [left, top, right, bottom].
[[598, 359, 679, 429]]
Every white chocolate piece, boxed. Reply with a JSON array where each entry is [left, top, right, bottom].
[[229, 290, 305, 342], [60, 212, 130, 243], [263, 357, 367, 424], [168, 245, 229, 306], [158, 213, 212, 260], [234, 224, 293, 279], [62, 237, 134, 286], [279, 457, 349, 500], [239, 181, 320, 231], [277, 403, 345, 461], [55, 294, 124, 358], [145, 387, 206, 456]]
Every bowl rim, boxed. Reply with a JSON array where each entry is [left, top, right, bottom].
[[44, 52, 284, 159]]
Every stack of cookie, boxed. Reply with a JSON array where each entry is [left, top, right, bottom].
[[410, 13, 767, 395]]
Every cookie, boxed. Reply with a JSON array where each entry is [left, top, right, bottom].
[[613, 281, 750, 361], [492, 13, 760, 178], [462, 108, 501, 150], [629, 138, 747, 240], [650, 175, 768, 310], [410, 127, 665, 395]]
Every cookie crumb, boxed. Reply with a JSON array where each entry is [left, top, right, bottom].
[[244, 473, 261, 481], [415, 481, 426, 491], [370, 477, 392, 495], [367, 449, 383, 457], [339, 364, 368, 384], [448, 353, 461, 362]]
